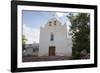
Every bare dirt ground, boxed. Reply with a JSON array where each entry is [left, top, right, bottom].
[[22, 56, 72, 62]]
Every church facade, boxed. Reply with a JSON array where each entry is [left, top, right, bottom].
[[39, 17, 72, 57]]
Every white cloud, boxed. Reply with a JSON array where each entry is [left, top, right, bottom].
[[56, 12, 65, 17], [23, 24, 40, 44]]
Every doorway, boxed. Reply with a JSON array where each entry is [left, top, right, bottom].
[[49, 46, 55, 56]]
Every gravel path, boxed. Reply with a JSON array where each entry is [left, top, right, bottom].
[[22, 56, 72, 62]]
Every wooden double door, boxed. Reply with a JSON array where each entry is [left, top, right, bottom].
[[49, 46, 55, 56]]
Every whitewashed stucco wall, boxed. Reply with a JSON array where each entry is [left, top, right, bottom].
[[39, 17, 72, 56]]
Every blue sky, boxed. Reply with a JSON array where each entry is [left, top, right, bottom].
[[22, 10, 69, 29], [22, 10, 71, 44], [23, 11, 54, 29]]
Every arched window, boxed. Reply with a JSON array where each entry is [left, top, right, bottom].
[[54, 21, 56, 25], [50, 33, 54, 41]]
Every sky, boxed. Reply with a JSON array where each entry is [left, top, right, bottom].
[[22, 10, 71, 44]]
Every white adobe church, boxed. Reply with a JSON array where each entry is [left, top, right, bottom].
[[39, 16, 72, 57]]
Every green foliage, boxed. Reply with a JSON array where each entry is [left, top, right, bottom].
[[22, 35, 27, 50], [22, 35, 27, 45], [67, 13, 90, 59]]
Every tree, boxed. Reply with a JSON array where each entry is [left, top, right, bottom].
[[67, 13, 90, 59], [22, 35, 27, 50], [22, 35, 27, 44]]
